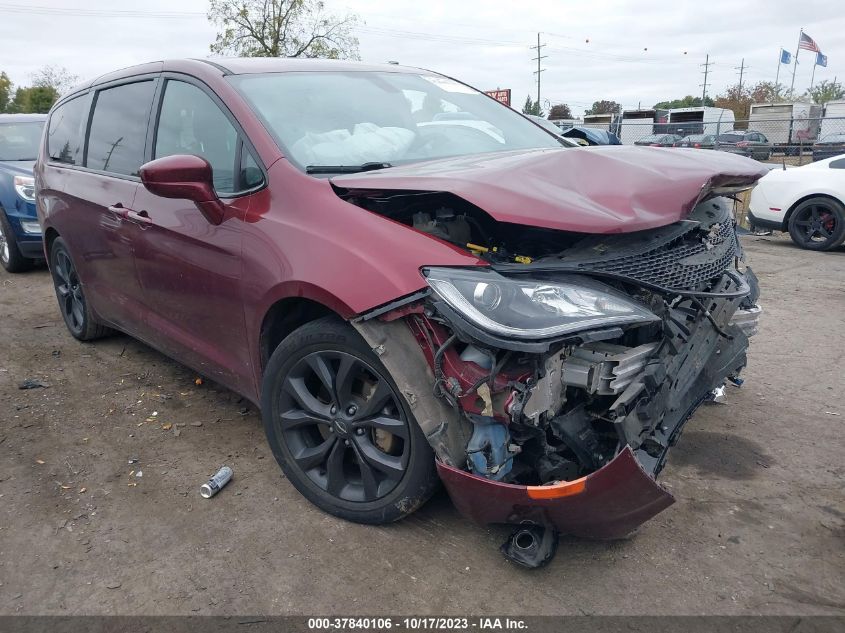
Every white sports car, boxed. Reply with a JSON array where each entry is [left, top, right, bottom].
[[748, 156, 845, 251]]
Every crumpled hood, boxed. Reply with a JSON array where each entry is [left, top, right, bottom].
[[331, 146, 768, 234]]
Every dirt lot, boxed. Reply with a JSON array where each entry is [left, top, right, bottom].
[[0, 234, 843, 616]]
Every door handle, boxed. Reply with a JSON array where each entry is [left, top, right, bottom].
[[107, 204, 129, 219], [125, 209, 152, 226]]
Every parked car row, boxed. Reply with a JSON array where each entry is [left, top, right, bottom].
[[647, 131, 845, 163], [628, 130, 773, 160], [673, 134, 716, 149]]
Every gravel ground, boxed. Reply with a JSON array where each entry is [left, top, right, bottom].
[[0, 234, 843, 616]]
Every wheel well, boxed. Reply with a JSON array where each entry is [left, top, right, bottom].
[[783, 193, 844, 230], [44, 227, 59, 262], [259, 298, 337, 371]]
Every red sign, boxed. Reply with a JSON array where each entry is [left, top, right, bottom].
[[484, 89, 511, 107]]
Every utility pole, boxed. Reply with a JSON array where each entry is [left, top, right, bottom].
[[530, 33, 547, 114], [700, 54, 713, 102], [735, 58, 747, 92]]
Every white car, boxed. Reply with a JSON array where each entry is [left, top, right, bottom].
[[748, 156, 845, 251]]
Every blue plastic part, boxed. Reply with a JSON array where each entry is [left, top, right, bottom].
[[466, 415, 513, 481]]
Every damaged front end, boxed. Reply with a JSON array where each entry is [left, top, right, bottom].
[[352, 192, 762, 567]]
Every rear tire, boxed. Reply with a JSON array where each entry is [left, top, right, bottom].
[[0, 210, 34, 273], [787, 197, 845, 251], [49, 237, 112, 340], [261, 316, 439, 524]]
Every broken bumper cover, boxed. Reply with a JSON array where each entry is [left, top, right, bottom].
[[437, 446, 674, 539]]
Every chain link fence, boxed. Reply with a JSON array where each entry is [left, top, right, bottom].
[[574, 116, 845, 165]]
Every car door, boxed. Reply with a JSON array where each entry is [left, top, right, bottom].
[[130, 77, 264, 394], [55, 78, 158, 331]]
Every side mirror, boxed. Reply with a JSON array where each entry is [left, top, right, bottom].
[[139, 154, 226, 225]]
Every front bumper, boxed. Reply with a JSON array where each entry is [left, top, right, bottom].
[[4, 199, 43, 259], [438, 447, 673, 539]]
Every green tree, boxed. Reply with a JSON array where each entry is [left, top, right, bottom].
[[0, 72, 12, 113], [208, 0, 359, 59], [653, 95, 714, 109], [548, 103, 572, 120], [8, 86, 58, 113], [586, 100, 621, 115], [803, 80, 845, 105], [521, 95, 542, 116]]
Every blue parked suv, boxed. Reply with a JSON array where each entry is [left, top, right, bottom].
[[0, 114, 46, 272]]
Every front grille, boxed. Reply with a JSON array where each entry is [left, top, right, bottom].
[[573, 221, 737, 290]]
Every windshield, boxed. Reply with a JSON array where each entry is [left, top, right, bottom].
[[718, 133, 745, 142], [530, 116, 564, 136], [0, 121, 44, 161], [229, 71, 562, 171]]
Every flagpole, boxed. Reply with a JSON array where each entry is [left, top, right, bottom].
[[810, 60, 816, 92], [789, 28, 802, 98], [775, 50, 782, 102]]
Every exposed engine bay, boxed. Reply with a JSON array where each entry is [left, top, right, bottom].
[[350, 187, 761, 567], [353, 191, 760, 474]]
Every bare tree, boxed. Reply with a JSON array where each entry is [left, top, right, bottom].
[[30, 65, 78, 96], [207, 0, 360, 59]]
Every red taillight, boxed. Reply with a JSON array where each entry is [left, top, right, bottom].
[[694, 143, 701, 148]]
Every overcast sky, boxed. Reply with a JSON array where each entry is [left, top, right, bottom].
[[1, 0, 842, 116]]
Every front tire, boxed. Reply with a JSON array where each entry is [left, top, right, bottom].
[[787, 197, 845, 251], [261, 316, 439, 524], [49, 237, 112, 340], [0, 211, 33, 273]]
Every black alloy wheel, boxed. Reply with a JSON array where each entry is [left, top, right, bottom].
[[53, 247, 85, 334], [261, 317, 438, 524], [49, 237, 112, 340], [279, 350, 410, 502], [787, 197, 845, 251]]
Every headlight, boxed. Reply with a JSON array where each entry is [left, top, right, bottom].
[[424, 267, 658, 340], [14, 176, 36, 202]]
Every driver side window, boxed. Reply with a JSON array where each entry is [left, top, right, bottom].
[[155, 80, 238, 194]]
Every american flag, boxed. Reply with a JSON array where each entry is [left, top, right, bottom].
[[799, 32, 820, 53]]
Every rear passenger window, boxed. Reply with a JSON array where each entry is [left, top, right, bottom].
[[86, 81, 155, 176], [154, 81, 238, 194], [47, 96, 86, 165]]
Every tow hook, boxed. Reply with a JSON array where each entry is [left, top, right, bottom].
[[500, 524, 559, 568]]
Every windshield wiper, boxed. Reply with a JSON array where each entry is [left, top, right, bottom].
[[305, 162, 393, 174]]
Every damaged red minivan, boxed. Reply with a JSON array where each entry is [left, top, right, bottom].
[[36, 59, 766, 567]]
